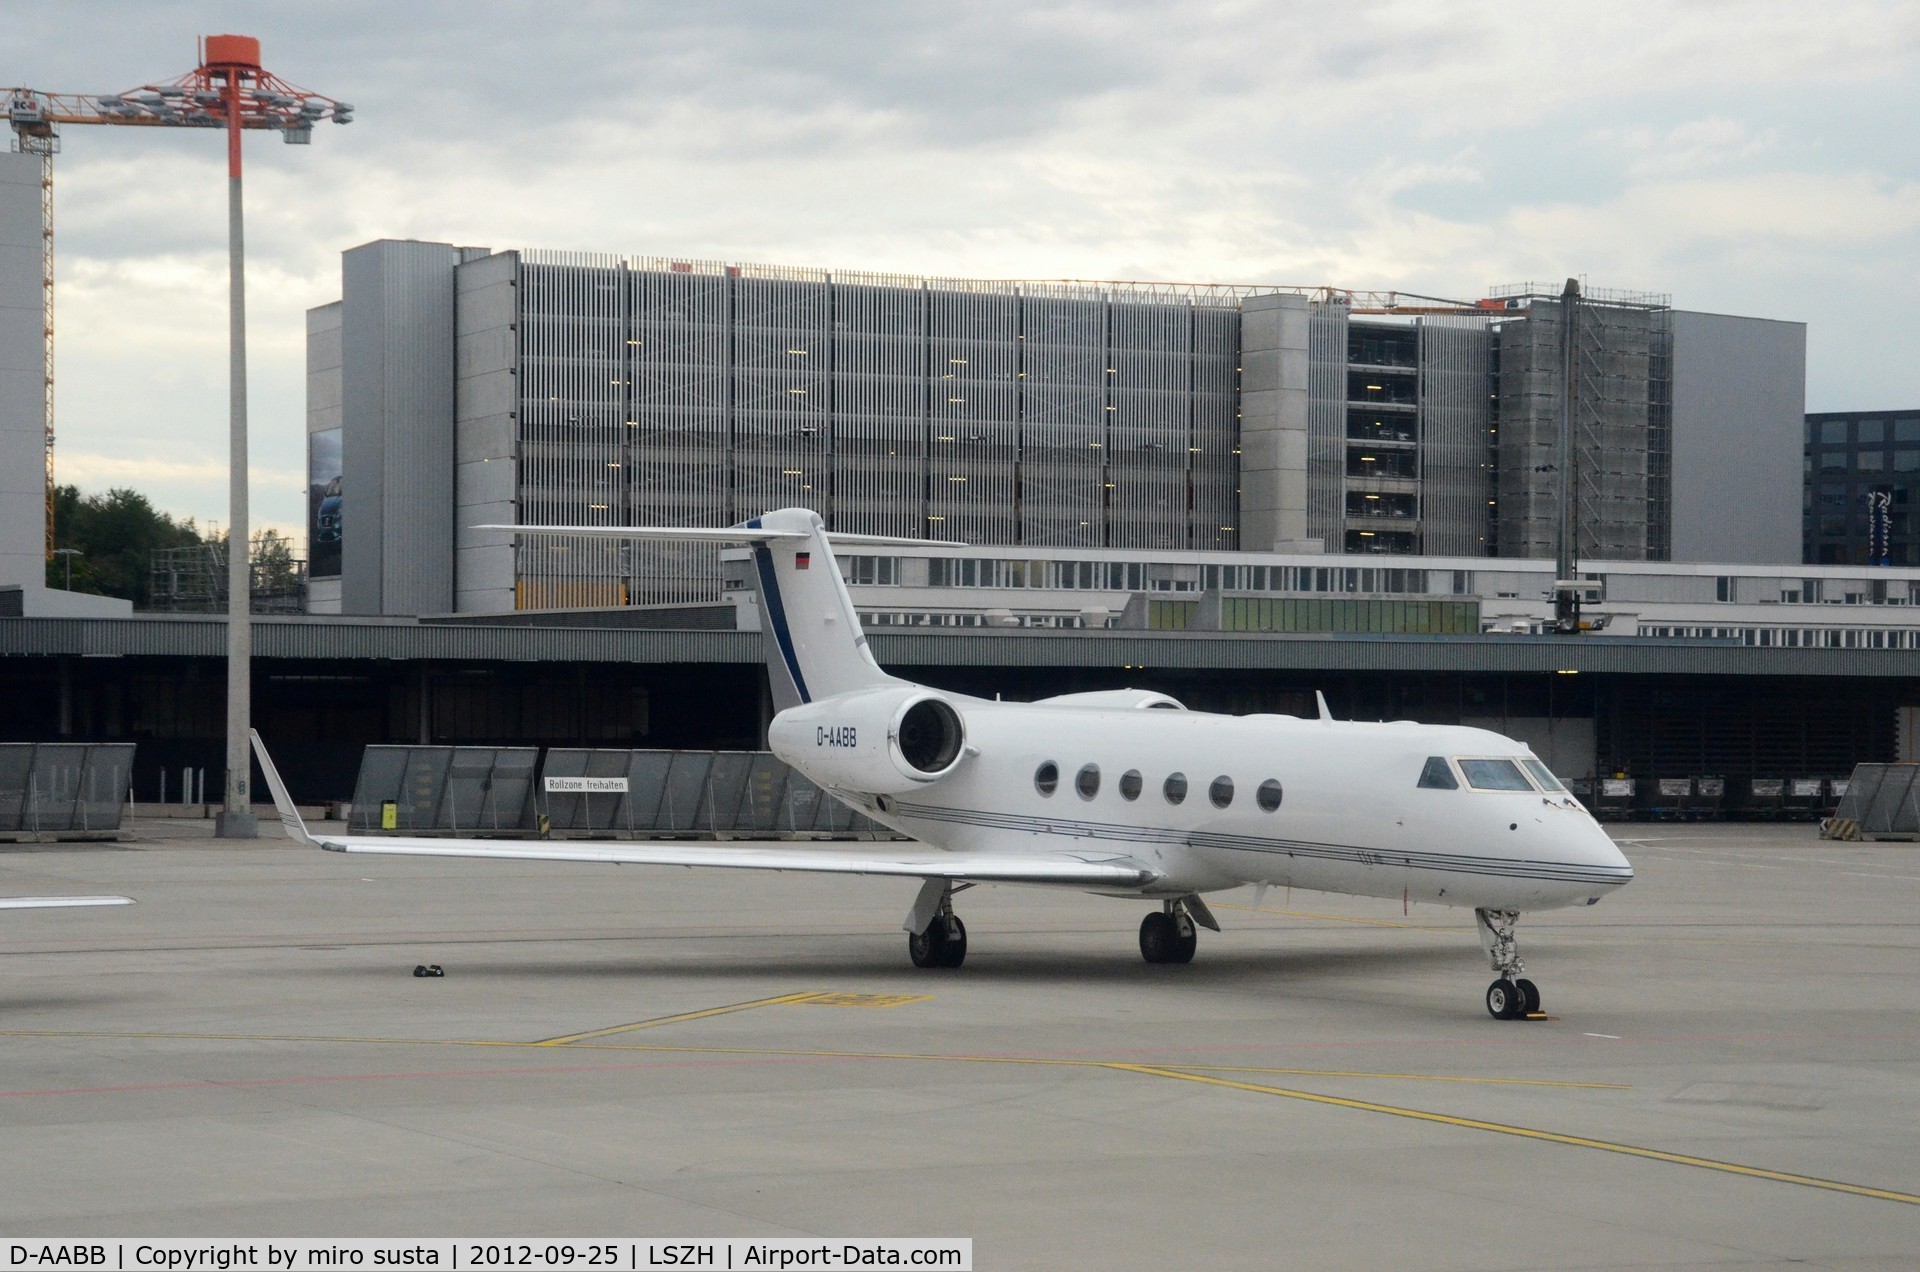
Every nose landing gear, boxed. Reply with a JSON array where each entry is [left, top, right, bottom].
[[1476, 908, 1542, 1020]]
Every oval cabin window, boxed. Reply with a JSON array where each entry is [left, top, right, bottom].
[[1076, 764, 1101, 800]]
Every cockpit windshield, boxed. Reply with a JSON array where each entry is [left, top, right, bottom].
[[1458, 758, 1534, 791], [1520, 758, 1567, 793], [1417, 757, 1459, 790]]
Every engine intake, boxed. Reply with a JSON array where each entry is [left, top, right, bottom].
[[896, 697, 964, 774]]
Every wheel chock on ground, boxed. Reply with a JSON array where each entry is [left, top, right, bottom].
[[412, 964, 444, 978]]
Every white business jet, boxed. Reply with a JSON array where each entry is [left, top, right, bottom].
[[251, 507, 1632, 1019]]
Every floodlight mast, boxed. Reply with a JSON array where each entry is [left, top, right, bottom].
[[6, 37, 352, 838], [212, 35, 259, 839]]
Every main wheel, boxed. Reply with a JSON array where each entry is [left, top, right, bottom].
[[937, 916, 967, 968], [1169, 924, 1198, 964], [908, 923, 946, 968], [1139, 911, 1175, 963], [1515, 977, 1541, 1015], [1486, 977, 1523, 1020]]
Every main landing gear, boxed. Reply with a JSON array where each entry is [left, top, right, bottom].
[[1140, 896, 1218, 964], [906, 880, 968, 969], [1476, 907, 1541, 1020]]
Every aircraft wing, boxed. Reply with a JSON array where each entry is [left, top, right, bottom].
[[249, 730, 1154, 889], [0, 896, 133, 910], [301, 834, 1157, 887]]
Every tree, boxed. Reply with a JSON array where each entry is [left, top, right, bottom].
[[46, 485, 208, 608]]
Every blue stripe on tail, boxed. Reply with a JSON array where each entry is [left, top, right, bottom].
[[745, 519, 810, 705]]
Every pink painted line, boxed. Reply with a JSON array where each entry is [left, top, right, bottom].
[[0, 1054, 834, 1099]]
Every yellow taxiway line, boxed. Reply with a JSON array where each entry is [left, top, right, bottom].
[[1107, 1064, 1920, 1207], [534, 992, 826, 1044], [5, 1021, 1916, 1205]]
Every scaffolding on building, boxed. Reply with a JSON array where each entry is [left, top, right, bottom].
[[1489, 284, 1673, 564], [150, 534, 306, 614]]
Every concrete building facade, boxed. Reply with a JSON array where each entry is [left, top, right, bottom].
[[0, 151, 46, 595], [0, 150, 128, 618]]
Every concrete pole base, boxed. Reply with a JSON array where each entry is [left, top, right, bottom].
[[214, 810, 259, 839]]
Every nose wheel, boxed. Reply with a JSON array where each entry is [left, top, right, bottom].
[[1485, 976, 1540, 1020], [1476, 908, 1543, 1019]]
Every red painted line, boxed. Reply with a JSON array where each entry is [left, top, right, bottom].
[[0, 1054, 834, 1099]]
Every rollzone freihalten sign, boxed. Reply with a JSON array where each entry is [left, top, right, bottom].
[[543, 777, 630, 794]]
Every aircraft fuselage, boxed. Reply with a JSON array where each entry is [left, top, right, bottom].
[[776, 703, 1632, 912]]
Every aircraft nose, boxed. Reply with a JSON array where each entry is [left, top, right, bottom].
[[1590, 823, 1634, 883]]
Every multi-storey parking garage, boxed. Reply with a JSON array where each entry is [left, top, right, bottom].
[[302, 243, 1803, 619]]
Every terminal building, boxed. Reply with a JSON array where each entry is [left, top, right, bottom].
[[305, 241, 1805, 618]]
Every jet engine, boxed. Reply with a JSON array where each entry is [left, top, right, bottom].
[[768, 686, 969, 794]]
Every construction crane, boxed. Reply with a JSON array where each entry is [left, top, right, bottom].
[[6, 36, 351, 557]]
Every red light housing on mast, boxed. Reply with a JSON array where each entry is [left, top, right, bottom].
[[201, 34, 263, 72]]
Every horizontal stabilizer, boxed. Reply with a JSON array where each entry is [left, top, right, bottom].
[[0, 896, 133, 910], [474, 524, 965, 549], [474, 524, 805, 544], [821, 531, 966, 549]]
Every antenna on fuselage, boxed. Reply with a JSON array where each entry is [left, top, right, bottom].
[[1315, 691, 1334, 723]]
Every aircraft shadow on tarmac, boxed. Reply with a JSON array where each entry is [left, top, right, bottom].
[[298, 940, 1462, 987]]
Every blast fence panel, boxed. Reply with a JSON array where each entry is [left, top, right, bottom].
[[537, 748, 890, 837], [0, 744, 136, 833], [1851, 763, 1920, 836], [349, 746, 539, 833]]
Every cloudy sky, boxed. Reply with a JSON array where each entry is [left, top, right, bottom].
[[11, 1, 1920, 540]]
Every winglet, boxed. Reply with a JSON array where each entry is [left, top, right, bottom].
[[1316, 690, 1333, 723], [248, 730, 316, 848]]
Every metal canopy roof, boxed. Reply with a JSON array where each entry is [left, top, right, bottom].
[[2, 614, 1916, 679]]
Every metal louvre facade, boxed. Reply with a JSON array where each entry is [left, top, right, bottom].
[[313, 243, 1752, 619], [1417, 316, 1493, 556], [501, 252, 1244, 606], [1306, 303, 1348, 547]]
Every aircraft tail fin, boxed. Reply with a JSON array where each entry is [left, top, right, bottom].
[[738, 508, 902, 709], [475, 510, 963, 711], [248, 730, 316, 847]]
